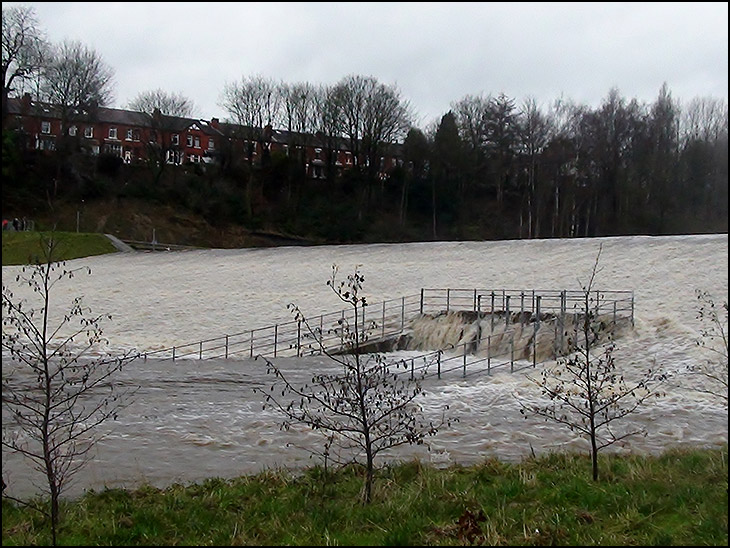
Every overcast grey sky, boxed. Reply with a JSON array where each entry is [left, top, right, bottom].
[[6, 2, 728, 127]]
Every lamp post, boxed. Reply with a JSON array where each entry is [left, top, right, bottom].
[[76, 200, 84, 233]]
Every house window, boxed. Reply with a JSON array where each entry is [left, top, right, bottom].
[[126, 129, 133, 140], [84, 126, 94, 138], [186, 134, 193, 147], [171, 134, 179, 146], [68, 125, 77, 137], [345, 152, 352, 164], [149, 130, 157, 143], [36, 137, 55, 150], [41, 121, 51, 134], [166, 150, 184, 164], [208, 138, 215, 150], [194, 136, 200, 148], [104, 143, 122, 156], [109, 127, 118, 140]]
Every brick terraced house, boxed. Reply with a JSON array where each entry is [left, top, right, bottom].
[[4, 94, 403, 180]]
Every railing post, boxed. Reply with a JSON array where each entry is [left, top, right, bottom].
[[382, 301, 386, 338], [477, 294, 482, 314], [274, 324, 278, 357], [411, 358, 415, 380], [225, 335, 229, 359], [250, 330, 254, 358], [199, 341, 203, 359], [510, 335, 514, 373], [463, 343, 467, 377], [487, 335, 491, 375], [340, 310, 345, 348], [420, 288, 424, 314], [520, 291, 525, 326], [534, 296, 541, 368], [297, 320, 302, 357], [613, 301, 617, 325], [490, 291, 495, 332], [631, 291, 634, 327], [505, 295, 511, 328], [560, 290, 566, 354], [532, 290, 535, 315], [172, 346, 176, 362], [446, 288, 450, 313], [401, 296, 405, 331], [473, 289, 477, 312], [437, 350, 441, 379]]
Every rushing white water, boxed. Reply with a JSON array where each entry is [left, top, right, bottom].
[[1, 234, 728, 498]]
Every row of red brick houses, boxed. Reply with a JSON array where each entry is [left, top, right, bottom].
[[3, 94, 403, 180]]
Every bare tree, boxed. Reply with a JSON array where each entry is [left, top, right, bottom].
[[38, 39, 115, 202], [484, 93, 519, 209], [519, 246, 666, 481], [312, 83, 344, 182], [688, 290, 728, 407], [331, 75, 412, 215], [127, 88, 196, 183], [254, 265, 452, 503], [280, 81, 316, 136], [220, 74, 283, 216], [127, 88, 195, 118], [1, 4, 49, 119], [40, 39, 115, 118], [452, 93, 490, 204], [680, 96, 729, 143], [1, 234, 136, 545], [518, 97, 552, 239]]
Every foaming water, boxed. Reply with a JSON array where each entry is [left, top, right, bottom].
[[1, 234, 727, 498]]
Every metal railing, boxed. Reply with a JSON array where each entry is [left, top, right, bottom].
[[137, 288, 633, 366]]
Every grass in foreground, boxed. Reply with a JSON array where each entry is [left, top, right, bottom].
[[1, 231, 117, 265], [2, 446, 727, 546]]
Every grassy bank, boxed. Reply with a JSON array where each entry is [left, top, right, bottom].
[[2, 446, 727, 546], [1, 231, 117, 266]]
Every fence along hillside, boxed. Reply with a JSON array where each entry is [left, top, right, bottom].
[[139, 288, 634, 378]]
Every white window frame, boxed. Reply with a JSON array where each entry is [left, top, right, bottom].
[[41, 121, 51, 134], [84, 126, 94, 138], [171, 134, 179, 146], [208, 138, 215, 150], [126, 129, 133, 141], [68, 125, 77, 137], [186, 134, 193, 147], [109, 127, 118, 140]]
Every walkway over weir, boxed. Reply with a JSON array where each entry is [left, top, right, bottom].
[[139, 288, 634, 377]]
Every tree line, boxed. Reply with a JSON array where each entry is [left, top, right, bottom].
[[3, 4, 727, 242]]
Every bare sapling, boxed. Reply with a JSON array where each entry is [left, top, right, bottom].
[[688, 290, 728, 407], [519, 245, 666, 481], [1, 233, 137, 545], [254, 264, 453, 503]]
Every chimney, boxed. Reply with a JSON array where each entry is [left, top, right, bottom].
[[21, 93, 32, 114], [210, 117, 219, 129]]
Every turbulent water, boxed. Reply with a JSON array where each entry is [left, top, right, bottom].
[[2, 234, 728, 498]]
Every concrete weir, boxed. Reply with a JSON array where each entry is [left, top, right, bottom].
[[357, 309, 632, 363]]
